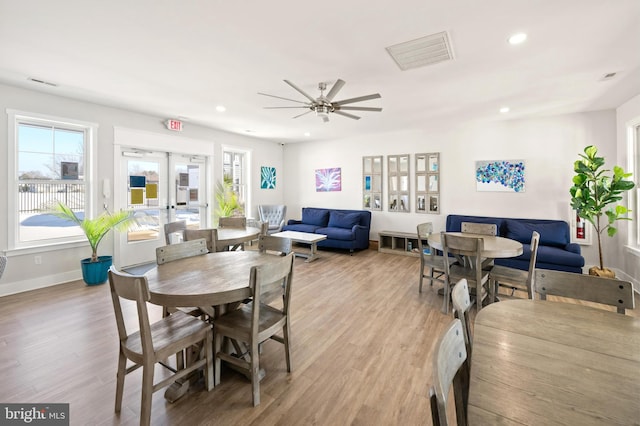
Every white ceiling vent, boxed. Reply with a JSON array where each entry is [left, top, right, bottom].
[[386, 31, 454, 71]]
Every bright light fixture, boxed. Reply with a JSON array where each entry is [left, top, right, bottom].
[[499, 106, 510, 113], [304, 132, 311, 137], [216, 105, 226, 112], [508, 33, 527, 45]]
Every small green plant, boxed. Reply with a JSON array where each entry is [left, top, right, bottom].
[[214, 178, 244, 224], [569, 145, 635, 272], [50, 201, 135, 262]]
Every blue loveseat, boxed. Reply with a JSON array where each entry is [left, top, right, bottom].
[[446, 214, 584, 273], [283, 207, 371, 252]]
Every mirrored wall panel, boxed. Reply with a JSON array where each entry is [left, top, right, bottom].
[[388, 154, 410, 212], [416, 152, 440, 214], [363, 155, 383, 210]]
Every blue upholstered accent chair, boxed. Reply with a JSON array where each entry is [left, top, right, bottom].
[[258, 205, 287, 235]]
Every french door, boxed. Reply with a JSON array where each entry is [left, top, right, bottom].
[[115, 149, 208, 268]]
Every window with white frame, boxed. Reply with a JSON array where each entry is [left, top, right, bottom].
[[222, 149, 247, 209], [7, 110, 96, 249]]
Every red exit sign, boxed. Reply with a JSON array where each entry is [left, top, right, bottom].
[[165, 119, 183, 132]]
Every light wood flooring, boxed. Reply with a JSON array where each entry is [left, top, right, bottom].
[[0, 248, 637, 425]]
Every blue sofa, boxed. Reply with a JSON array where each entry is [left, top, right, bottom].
[[446, 214, 584, 273], [283, 207, 371, 252]]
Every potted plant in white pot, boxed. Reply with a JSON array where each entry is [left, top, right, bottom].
[[51, 201, 135, 285], [569, 145, 635, 277]]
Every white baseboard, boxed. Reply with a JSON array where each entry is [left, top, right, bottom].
[[0, 270, 82, 297], [613, 268, 640, 294]]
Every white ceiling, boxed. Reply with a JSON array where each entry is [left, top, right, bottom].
[[1, 0, 639, 143]]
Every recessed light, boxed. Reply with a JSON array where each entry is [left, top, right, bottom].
[[304, 132, 311, 137], [508, 33, 527, 45], [216, 105, 226, 112], [499, 107, 510, 113]]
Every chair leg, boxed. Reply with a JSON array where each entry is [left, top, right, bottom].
[[214, 331, 223, 386], [140, 364, 154, 426], [251, 340, 261, 406], [419, 264, 424, 293], [283, 322, 292, 372], [205, 331, 214, 391], [114, 350, 127, 413], [442, 282, 450, 314]]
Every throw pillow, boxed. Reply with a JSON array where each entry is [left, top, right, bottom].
[[505, 219, 567, 247], [328, 211, 361, 229], [301, 208, 330, 227]]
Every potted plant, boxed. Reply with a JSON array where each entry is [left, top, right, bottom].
[[569, 145, 635, 277], [51, 201, 135, 285], [214, 177, 244, 225]]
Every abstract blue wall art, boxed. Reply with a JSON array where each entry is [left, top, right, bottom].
[[261, 166, 276, 189], [315, 168, 342, 192], [475, 160, 525, 192]]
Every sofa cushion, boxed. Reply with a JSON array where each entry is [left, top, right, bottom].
[[302, 208, 330, 227], [316, 227, 355, 241], [505, 219, 567, 247], [283, 223, 321, 233], [328, 211, 361, 229]]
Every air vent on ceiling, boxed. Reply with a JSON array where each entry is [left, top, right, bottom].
[[28, 77, 58, 87], [386, 31, 454, 71]]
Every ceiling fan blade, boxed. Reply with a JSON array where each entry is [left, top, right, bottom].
[[284, 80, 317, 103], [325, 79, 346, 102], [335, 106, 383, 112], [292, 110, 313, 119], [258, 92, 309, 104], [264, 106, 310, 109], [333, 110, 361, 120], [333, 93, 381, 106]]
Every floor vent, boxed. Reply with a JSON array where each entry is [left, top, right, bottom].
[[386, 31, 454, 71]]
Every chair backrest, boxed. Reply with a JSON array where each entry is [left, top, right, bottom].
[[0, 255, 7, 280], [461, 221, 497, 236], [430, 318, 469, 426], [258, 235, 292, 256], [451, 279, 473, 358], [524, 231, 541, 299], [416, 222, 434, 253], [247, 218, 269, 236], [534, 269, 635, 314], [156, 238, 208, 264], [258, 205, 287, 230], [250, 252, 295, 320], [184, 228, 221, 253], [164, 220, 187, 244], [442, 232, 484, 272], [107, 266, 153, 353], [218, 216, 247, 229]]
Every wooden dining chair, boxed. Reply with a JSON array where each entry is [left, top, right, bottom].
[[218, 216, 247, 228], [451, 278, 473, 359], [213, 252, 295, 406], [461, 221, 498, 236], [442, 232, 490, 314], [534, 269, 635, 314], [164, 220, 187, 244], [489, 231, 540, 302], [184, 228, 222, 253], [258, 235, 292, 256], [429, 318, 469, 426], [107, 266, 213, 426], [417, 223, 457, 293], [156, 238, 208, 264]]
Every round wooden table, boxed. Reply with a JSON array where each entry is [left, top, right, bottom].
[[427, 232, 523, 258], [146, 250, 271, 310], [468, 299, 640, 424], [217, 227, 261, 251]]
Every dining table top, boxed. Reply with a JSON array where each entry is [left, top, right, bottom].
[[427, 232, 523, 259], [146, 250, 272, 310], [216, 226, 261, 243], [468, 299, 640, 425]]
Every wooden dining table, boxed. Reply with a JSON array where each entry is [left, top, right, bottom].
[[427, 231, 523, 260], [216, 226, 261, 251], [468, 299, 640, 425]]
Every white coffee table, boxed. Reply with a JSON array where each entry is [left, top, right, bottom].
[[271, 231, 327, 262]]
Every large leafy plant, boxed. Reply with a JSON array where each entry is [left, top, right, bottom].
[[214, 178, 244, 223], [569, 145, 635, 271], [51, 202, 135, 262]]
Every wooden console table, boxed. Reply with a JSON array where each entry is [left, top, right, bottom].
[[378, 230, 420, 257]]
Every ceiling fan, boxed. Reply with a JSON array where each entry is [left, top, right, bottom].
[[258, 79, 382, 122]]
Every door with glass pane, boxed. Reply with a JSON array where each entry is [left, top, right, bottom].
[[116, 150, 208, 268]]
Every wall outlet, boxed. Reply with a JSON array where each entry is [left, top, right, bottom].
[[34, 255, 42, 265]]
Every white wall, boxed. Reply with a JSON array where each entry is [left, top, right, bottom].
[[283, 109, 639, 282], [0, 83, 284, 295], [616, 93, 640, 284]]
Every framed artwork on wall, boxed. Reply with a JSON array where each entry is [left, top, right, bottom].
[[260, 166, 276, 189], [476, 159, 525, 192], [316, 167, 342, 192]]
